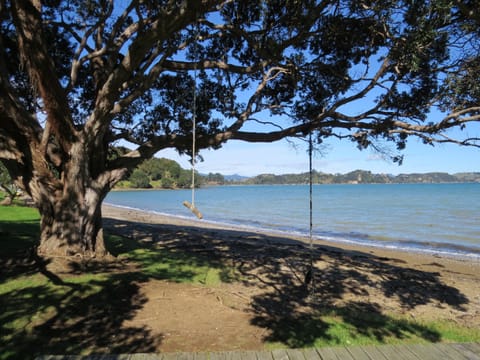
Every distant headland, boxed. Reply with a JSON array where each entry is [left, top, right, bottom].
[[118, 157, 479, 189], [234, 170, 480, 185]]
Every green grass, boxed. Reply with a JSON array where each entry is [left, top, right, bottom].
[[107, 233, 240, 286], [0, 203, 242, 358], [0, 204, 40, 255], [1, 203, 479, 359], [0, 203, 40, 221], [264, 309, 480, 350], [129, 246, 238, 285]]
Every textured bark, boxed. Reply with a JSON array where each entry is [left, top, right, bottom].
[[36, 185, 108, 258]]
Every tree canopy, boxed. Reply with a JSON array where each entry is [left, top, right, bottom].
[[0, 0, 478, 257]]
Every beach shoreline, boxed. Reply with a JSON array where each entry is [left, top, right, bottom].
[[102, 203, 480, 266], [105, 183, 480, 260], [101, 203, 480, 352], [102, 203, 480, 296]]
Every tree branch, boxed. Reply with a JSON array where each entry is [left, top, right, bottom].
[[11, 0, 77, 153]]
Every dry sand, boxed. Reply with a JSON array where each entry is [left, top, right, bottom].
[[102, 204, 480, 352]]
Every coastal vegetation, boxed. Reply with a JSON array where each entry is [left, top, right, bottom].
[[122, 157, 480, 188], [127, 166, 480, 188], [1, 1, 479, 258], [115, 156, 480, 189], [119, 157, 197, 189], [117, 157, 225, 189], [243, 170, 480, 185]]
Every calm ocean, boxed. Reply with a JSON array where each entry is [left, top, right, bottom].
[[105, 183, 480, 259]]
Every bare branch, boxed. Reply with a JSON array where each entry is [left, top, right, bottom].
[[162, 59, 268, 74], [329, 57, 391, 115]]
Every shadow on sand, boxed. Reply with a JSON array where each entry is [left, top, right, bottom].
[[103, 216, 469, 348], [0, 215, 470, 358]]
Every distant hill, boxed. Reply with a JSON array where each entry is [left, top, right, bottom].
[[117, 157, 480, 189], [223, 174, 249, 182], [240, 170, 480, 185]]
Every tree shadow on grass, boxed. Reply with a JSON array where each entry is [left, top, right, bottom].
[[0, 273, 160, 360], [0, 221, 163, 359], [0, 219, 40, 279], [0, 215, 473, 358], [104, 219, 241, 285], [239, 243, 469, 347], [102, 216, 471, 349], [0, 217, 240, 359]]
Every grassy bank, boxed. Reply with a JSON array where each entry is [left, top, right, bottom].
[[1, 202, 479, 358], [0, 203, 241, 358]]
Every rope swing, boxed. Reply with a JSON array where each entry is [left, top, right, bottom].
[[304, 132, 315, 294], [183, 21, 203, 219]]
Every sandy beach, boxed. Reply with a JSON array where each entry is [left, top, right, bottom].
[[102, 204, 480, 352]]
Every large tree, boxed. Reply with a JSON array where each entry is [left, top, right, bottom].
[[0, 0, 478, 258]]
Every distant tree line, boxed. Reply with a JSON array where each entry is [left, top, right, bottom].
[[241, 170, 480, 185], [2, 158, 477, 195], [5, 155, 476, 194], [123, 161, 480, 188]]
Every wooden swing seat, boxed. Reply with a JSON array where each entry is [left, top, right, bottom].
[[183, 200, 203, 219]]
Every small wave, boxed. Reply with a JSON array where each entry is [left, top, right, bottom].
[[306, 232, 480, 260], [103, 202, 204, 223], [103, 199, 480, 261]]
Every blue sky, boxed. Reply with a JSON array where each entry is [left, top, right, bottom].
[[158, 87, 480, 177], [155, 79, 480, 176], [158, 132, 480, 176]]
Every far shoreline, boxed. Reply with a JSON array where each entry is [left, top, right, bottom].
[[112, 181, 480, 191]]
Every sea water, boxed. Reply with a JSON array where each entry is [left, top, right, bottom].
[[105, 183, 480, 259]]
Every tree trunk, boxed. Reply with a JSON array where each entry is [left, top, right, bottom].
[[36, 187, 109, 258]]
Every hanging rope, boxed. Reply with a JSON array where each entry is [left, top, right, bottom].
[[309, 132, 313, 251], [304, 132, 315, 295], [183, 20, 203, 219], [191, 53, 198, 206]]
